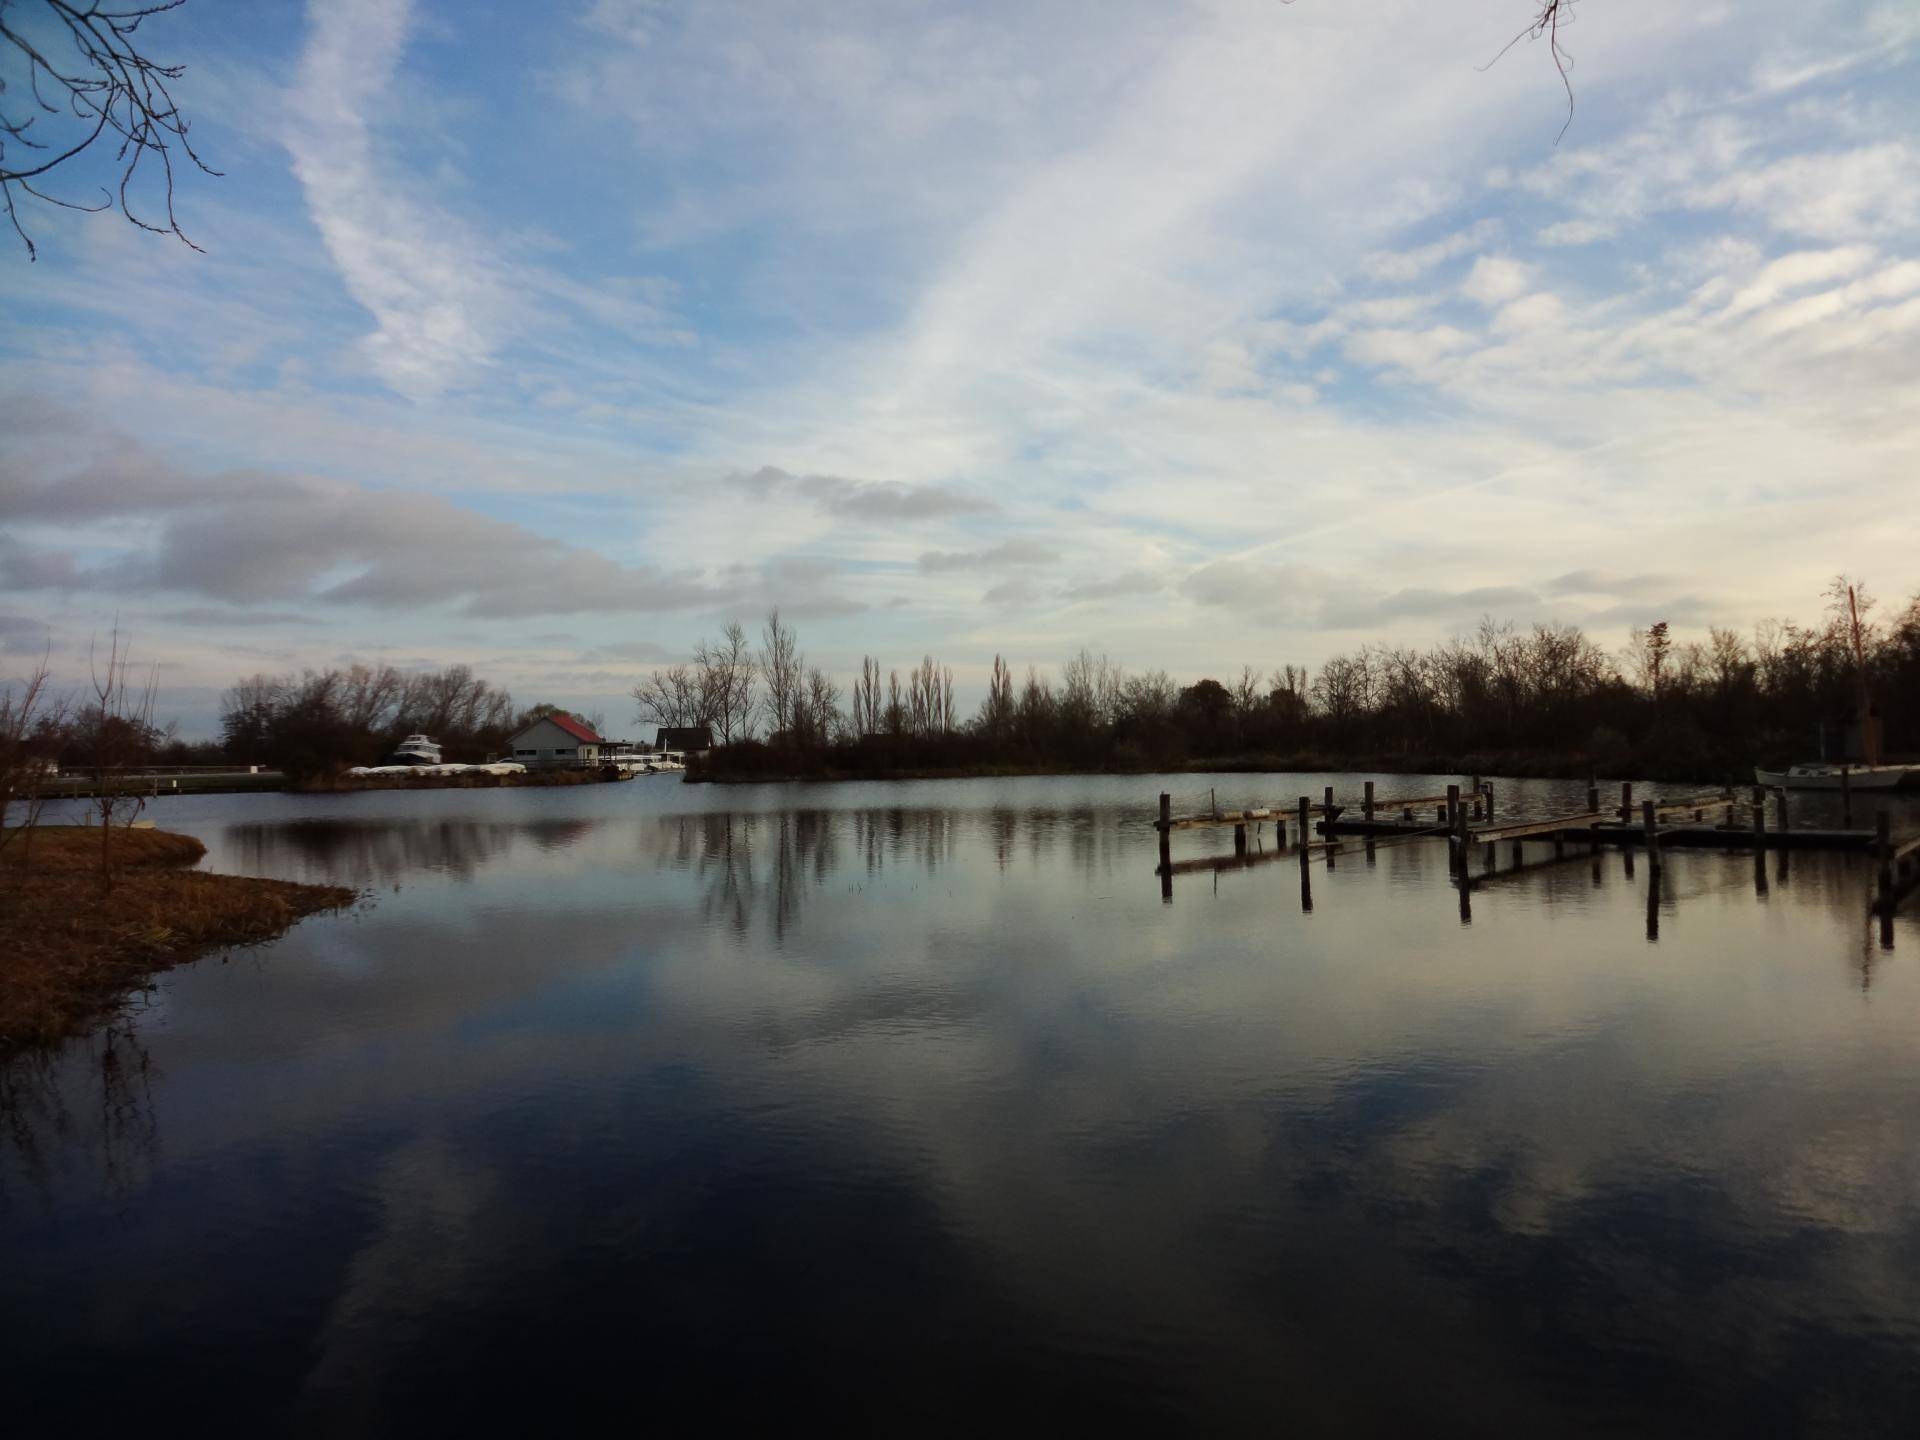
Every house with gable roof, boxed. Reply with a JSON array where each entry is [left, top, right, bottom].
[[506, 711, 605, 770]]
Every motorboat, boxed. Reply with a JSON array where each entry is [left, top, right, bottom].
[[1753, 762, 1920, 791], [384, 733, 443, 766]]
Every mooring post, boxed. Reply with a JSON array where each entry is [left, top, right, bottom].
[[1620, 781, 1633, 823], [1364, 780, 1375, 822], [1751, 785, 1766, 849], [1878, 811, 1894, 914], [1642, 799, 1661, 871], [1158, 792, 1171, 831], [1446, 783, 1460, 834], [1483, 783, 1495, 823], [1774, 787, 1790, 834], [1234, 822, 1247, 857], [1298, 795, 1311, 848], [1587, 781, 1601, 815], [1324, 785, 1336, 823]]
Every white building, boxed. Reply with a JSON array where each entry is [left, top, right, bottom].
[[506, 713, 605, 770]]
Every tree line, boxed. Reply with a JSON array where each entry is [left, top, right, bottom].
[[215, 664, 528, 775], [639, 581, 1920, 782]]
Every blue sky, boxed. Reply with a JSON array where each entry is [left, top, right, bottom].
[[4, 0, 1919, 737]]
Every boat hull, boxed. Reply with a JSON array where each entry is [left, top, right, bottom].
[[1754, 765, 1915, 791]]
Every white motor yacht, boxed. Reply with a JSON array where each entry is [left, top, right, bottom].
[[385, 733, 443, 766]]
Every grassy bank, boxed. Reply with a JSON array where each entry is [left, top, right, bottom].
[[1, 826, 354, 1052]]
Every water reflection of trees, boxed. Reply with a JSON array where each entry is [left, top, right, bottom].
[[223, 818, 602, 886], [0, 1026, 159, 1216], [640, 804, 1132, 940]]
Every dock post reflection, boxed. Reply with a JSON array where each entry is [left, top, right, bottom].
[[1299, 847, 1313, 913], [1646, 866, 1661, 942]]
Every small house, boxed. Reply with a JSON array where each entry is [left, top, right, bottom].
[[507, 713, 605, 770], [654, 725, 714, 756]]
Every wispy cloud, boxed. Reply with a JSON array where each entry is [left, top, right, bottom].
[[286, 0, 511, 397]]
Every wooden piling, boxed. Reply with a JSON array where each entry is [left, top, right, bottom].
[[1774, 787, 1790, 834], [1234, 822, 1247, 856], [1446, 784, 1460, 834], [1158, 792, 1171, 830], [1587, 782, 1600, 814], [1841, 766, 1852, 827], [1642, 799, 1661, 870], [1620, 781, 1633, 823], [1483, 783, 1495, 823], [1298, 795, 1311, 848], [1364, 780, 1375, 822], [1878, 811, 1894, 914], [1751, 786, 1766, 848]]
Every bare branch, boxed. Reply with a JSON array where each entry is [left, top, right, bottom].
[[0, 0, 216, 258]]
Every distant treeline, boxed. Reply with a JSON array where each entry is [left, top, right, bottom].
[[217, 665, 525, 775], [645, 583, 1920, 784]]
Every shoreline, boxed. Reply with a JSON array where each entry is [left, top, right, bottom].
[[687, 750, 1772, 787], [0, 827, 355, 1053]]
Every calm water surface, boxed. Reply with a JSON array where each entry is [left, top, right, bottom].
[[5, 773, 1919, 1433]]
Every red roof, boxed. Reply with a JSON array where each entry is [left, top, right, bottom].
[[543, 712, 602, 744]]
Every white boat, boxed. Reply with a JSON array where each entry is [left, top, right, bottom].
[[1753, 762, 1920, 791], [384, 733, 443, 766]]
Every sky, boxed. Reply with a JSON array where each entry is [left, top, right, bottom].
[[3, 0, 1919, 739]]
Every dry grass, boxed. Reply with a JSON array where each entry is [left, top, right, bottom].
[[2, 824, 207, 871], [0, 826, 354, 1051]]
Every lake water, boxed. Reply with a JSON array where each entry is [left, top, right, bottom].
[[5, 773, 1920, 1433]]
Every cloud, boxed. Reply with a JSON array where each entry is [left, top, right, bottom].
[[286, 0, 515, 397], [0, 535, 83, 591], [1535, 219, 1615, 246], [1317, 585, 1542, 630], [1542, 570, 1678, 599], [1462, 256, 1535, 306], [981, 576, 1046, 607], [156, 608, 325, 627], [918, 538, 1060, 573], [1699, 143, 1920, 239], [724, 466, 993, 522], [1360, 221, 1502, 284], [0, 438, 719, 618], [1060, 570, 1164, 602]]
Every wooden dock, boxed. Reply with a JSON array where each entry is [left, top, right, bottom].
[[1151, 780, 1916, 940]]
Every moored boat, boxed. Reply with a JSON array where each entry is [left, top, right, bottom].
[[384, 733, 443, 766], [1753, 762, 1920, 791]]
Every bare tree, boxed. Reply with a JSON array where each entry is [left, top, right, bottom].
[[632, 663, 706, 735], [758, 609, 804, 738], [0, 642, 65, 867], [1, 0, 218, 259], [81, 625, 157, 890], [693, 621, 757, 743], [976, 655, 1015, 738], [795, 666, 843, 745], [885, 668, 904, 736], [850, 656, 882, 736]]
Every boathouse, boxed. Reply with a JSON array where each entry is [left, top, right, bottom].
[[654, 725, 714, 755], [507, 713, 605, 770]]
